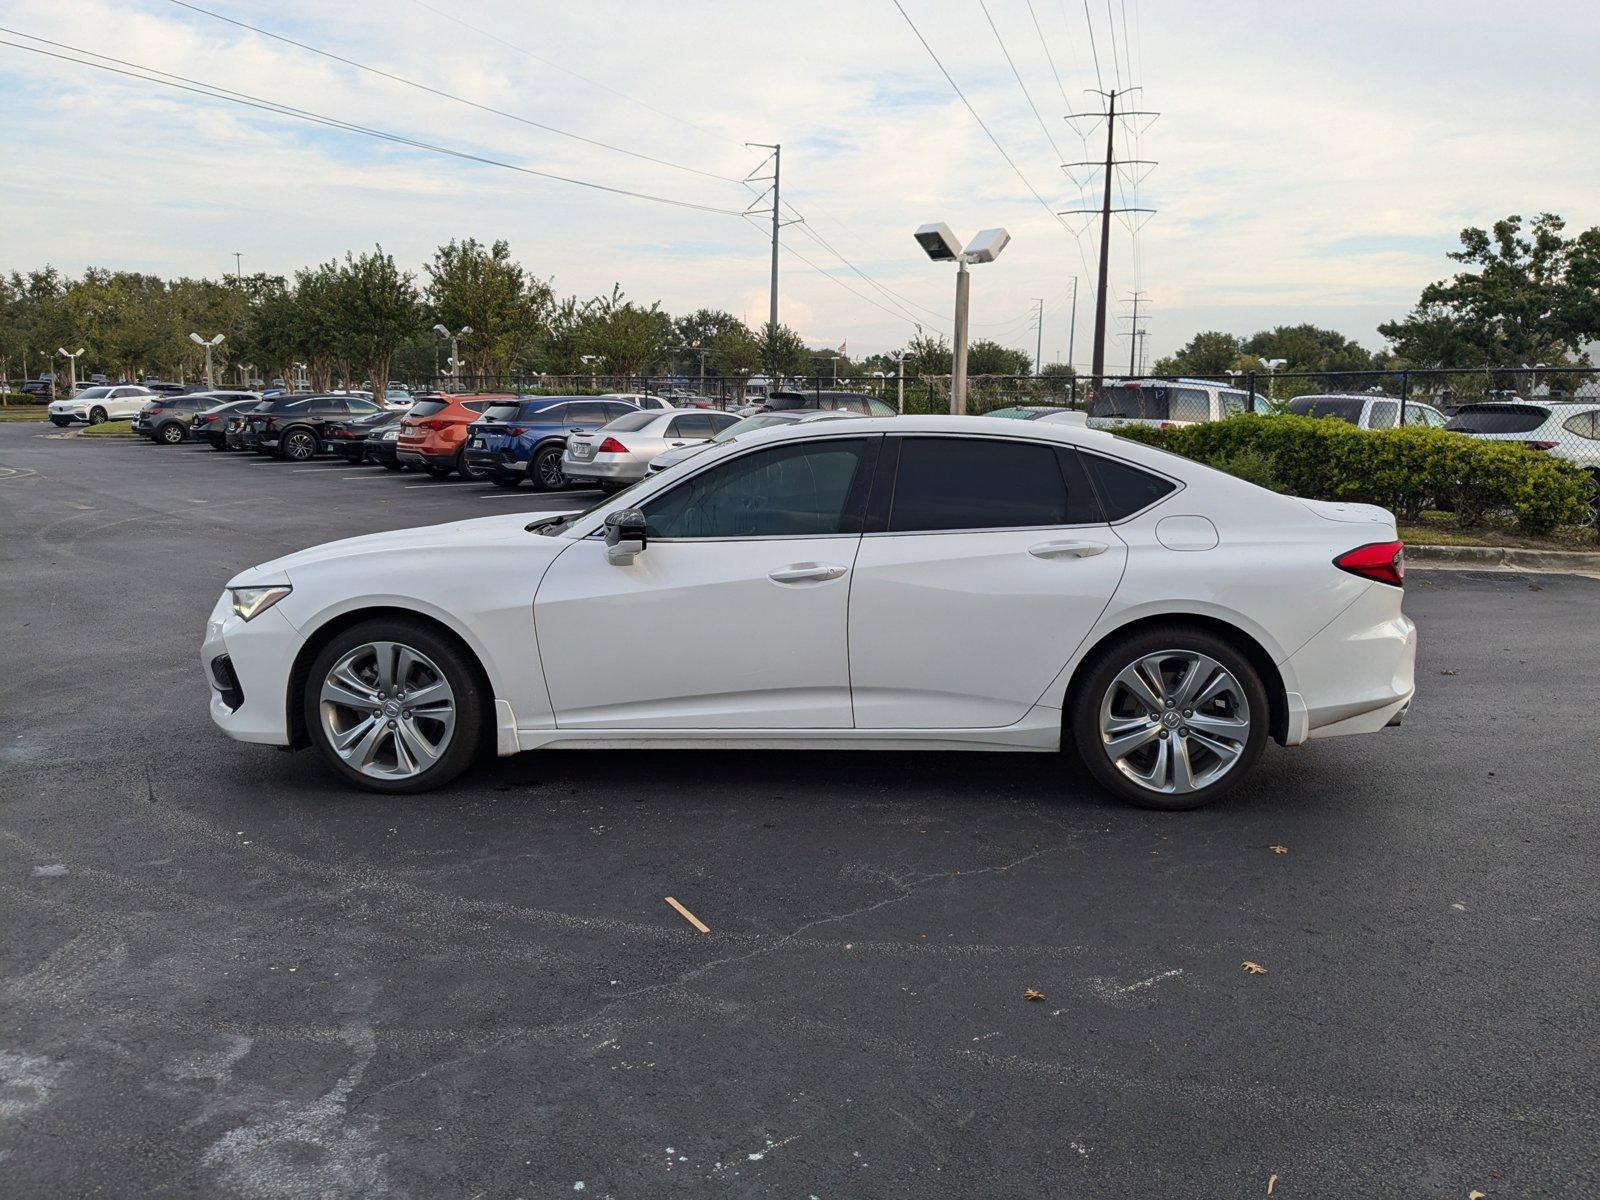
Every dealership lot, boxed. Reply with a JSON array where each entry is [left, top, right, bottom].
[[1, 423, 1596, 1197]]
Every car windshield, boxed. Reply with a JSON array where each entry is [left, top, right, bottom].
[[1446, 405, 1551, 434], [1286, 396, 1368, 423], [75, 387, 113, 399], [407, 399, 450, 419], [710, 412, 801, 444]]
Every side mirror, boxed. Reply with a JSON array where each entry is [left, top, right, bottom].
[[604, 508, 647, 564]]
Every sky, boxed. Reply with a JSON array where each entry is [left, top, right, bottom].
[[2, 0, 1598, 367]]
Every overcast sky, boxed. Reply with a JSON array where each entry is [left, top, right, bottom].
[[2, 0, 1597, 366]]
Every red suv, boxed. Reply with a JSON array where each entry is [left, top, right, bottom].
[[396, 394, 506, 479]]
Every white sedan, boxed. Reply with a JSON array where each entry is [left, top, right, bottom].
[[202, 416, 1417, 810]]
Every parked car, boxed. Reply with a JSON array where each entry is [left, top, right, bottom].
[[599, 392, 674, 411], [47, 384, 154, 425], [1284, 394, 1447, 429], [984, 405, 1072, 420], [1086, 379, 1267, 431], [249, 394, 385, 460], [460, 396, 638, 489], [561, 408, 740, 490], [325, 409, 405, 463], [224, 401, 273, 451], [133, 390, 260, 443], [203, 415, 1416, 809], [192, 398, 265, 450], [739, 390, 898, 417], [1446, 401, 1600, 475], [21, 374, 58, 399], [381, 386, 414, 410], [138, 380, 189, 396], [646, 409, 858, 475], [396, 394, 518, 480], [367, 422, 409, 471]]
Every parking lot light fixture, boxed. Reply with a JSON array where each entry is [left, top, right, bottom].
[[432, 324, 471, 390], [56, 346, 85, 395], [188, 332, 225, 389], [914, 223, 1011, 414]]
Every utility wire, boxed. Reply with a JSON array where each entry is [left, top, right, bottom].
[[1026, 0, 1073, 110], [0, 31, 750, 217], [978, 0, 1068, 164], [168, 0, 744, 184], [1080, 0, 1105, 94], [1103, 0, 1123, 89]]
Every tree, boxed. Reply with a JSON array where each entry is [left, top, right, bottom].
[[333, 246, 419, 398], [1243, 324, 1374, 374], [579, 285, 674, 378], [425, 238, 552, 382], [757, 323, 811, 378], [1379, 213, 1600, 366], [1152, 331, 1243, 378], [292, 261, 345, 391], [965, 339, 1032, 376], [903, 332, 951, 377]]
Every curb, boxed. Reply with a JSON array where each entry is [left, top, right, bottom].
[[1408, 543, 1600, 578]]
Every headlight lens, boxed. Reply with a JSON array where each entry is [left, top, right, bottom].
[[229, 584, 292, 622]]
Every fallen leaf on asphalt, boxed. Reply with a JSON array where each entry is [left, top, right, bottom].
[[1469, 1192, 1486, 1199], [1241, 961, 1268, 975], [1023, 988, 1045, 1001], [1266, 1174, 1278, 1195], [1269, 844, 1289, 854], [1440, 669, 1459, 675], [1528, 584, 1543, 591]]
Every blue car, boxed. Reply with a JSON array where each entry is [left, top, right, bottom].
[[462, 396, 639, 490]]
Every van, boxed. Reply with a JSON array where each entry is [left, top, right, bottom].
[[1087, 378, 1267, 431]]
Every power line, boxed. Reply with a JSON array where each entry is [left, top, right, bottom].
[[977, 0, 1067, 164], [0, 30, 750, 218], [1080, 0, 1105, 94], [1026, 0, 1072, 110], [167, 0, 743, 185]]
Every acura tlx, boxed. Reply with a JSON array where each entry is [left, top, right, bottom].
[[201, 416, 1416, 810]]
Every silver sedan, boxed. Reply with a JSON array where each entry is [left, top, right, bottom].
[[646, 408, 862, 475], [563, 408, 739, 489]]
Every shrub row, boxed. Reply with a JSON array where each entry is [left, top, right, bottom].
[[1114, 415, 1593, 534]]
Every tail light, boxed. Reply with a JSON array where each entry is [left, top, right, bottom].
[[1524, 440, 1557, 451], [597, 437, 629, 454], [420, 419, 450, 431], [506, 426, 527, 435], [1334, 541, 1404, 588]]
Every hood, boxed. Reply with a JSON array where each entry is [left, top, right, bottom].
[[227, 511, 583, 586]]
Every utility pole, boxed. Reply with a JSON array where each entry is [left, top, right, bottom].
[[745, 142, 794, 375], [1067, 275, 1078, 374], [1032, 298, 1045, 374], [233, 251, 243, 282], [1118, 291, 1149, 376], [1062, 90, 1158, 394]]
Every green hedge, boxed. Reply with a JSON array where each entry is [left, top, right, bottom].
[[1114, 415, 1592, 535]]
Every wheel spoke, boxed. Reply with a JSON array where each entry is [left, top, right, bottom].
[[1114, 662, 1164, 713], [319, 639, 457, 780], [332, 715, 386, 766], [371, 641, 399, 694], [1103, 717, 1161, 759], [1169, 736, 1197, 791], [404, 680, 449, 708], [1186, 711, 1248, 739], [1186, 727, 1243, 765], [394, 715, 443, 767]]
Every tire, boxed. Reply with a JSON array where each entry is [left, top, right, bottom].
[[158, 422, 186, 445], [302, 618, 484, 794], [208, 439, 229, 452], [281, 428, 318, 461], [489, 472, 522, 489], [422, 463, 453, 479], [1068, 625, 1270, 811], [530, 444, 566, 492], [456, 446, 488, 481], [379, 459, 404, 472], [88, 406, 107, 426], [50, 417, 71, 428]]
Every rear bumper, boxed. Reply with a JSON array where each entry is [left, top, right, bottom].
[[561, 454, 643, 483], [1284, 584, 1417, 743], [398, 448, 453, 469]]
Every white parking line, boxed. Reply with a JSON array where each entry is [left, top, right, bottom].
[[343, 473, 395, 481]]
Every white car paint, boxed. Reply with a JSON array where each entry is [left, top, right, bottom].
[[48, 385, 154, 423], [204, 416, 1416, 800]]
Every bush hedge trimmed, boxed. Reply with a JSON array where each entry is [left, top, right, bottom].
[[1114, 415, 1592, 535]]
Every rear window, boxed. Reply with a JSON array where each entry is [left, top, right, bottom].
[[764, 393, 815, 412], [887, 437, 1080, 532], [605, 410, 662, 433], [480, 402, 524, 422], [1286, 397, 1366, 423], [1446, 405, 1550, 434], [1090, 384, 1210, 422], [407, 399, 449, 419], [1082, 452, 1178, 520]]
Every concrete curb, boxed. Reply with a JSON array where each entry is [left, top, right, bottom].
[[1408, 543, 1600, 578]]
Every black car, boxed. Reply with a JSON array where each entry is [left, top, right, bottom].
[[20, 376, 57, 398], [749, 390, 897, 416], [247, 394, 384, 460], [324, 408, 404, 463], [133, 392, 255, 443], [192, 398, 265, 450]]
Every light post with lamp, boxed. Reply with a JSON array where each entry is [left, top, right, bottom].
[[189, 332, 224, 389], [914, 223, 1011, 414], [56, 346, 85, 395], [432, 324, 471, 390]]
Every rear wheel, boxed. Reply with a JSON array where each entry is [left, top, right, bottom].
[[422, 463, 453, 479], [379, 459, 404, 472], [158, 422, 186, 445], [1069, 626, 1269, 811], [489, 472, 522, 489], [303, 619, 484, 794], [456, 446, 488, 481], [281, 428, 318, 461], [88, 406, 107, 425], [531, 444, 566, 491]]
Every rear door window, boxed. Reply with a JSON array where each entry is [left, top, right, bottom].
[[668, 413, 715, 438], [1368, 401, 1399, 429], [1287, 397, 1367, 424], [884, 437, 1086, 532], [1446, 405, 1551, 434], [1081, 452, 1178, 521], [565, 402, 612, 426]]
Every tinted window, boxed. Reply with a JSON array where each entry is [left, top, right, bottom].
[[606, 410, 663, 433], [668, 413, 715, 438], [1082, 452, 1178, 520], [406, 399, 449, 418], [708, 412, 740, 430], [1446, 405, 1550, 434], [310, 398, 346, 415], [1219, 390, 1248, 416], [644, 438, 869, 539], [602, 402, 636, 421], [480, 402, 523, 422], [1561, 410, 1599, 440], [887, 438, 1076, 532], [1287, 397, 1368, 424], [1368, 401, 1399, 429], [764, 393, 815, 412], [348, 398, 381, 413], [566, 402, 613, 425], [463, 400, 496, 413], [77, 387, 114, 399], [1089, 384, 1207, 421]]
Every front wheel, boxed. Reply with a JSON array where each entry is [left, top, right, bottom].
[[158, 422, 186, 445], [1068, 626, 1269, 811], [379, 459, 404, 472], [88, 406, 107, 425], [50, 416, 72, 427], [530, 444, 566, 492]]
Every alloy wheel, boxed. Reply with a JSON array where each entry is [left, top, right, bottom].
[[318, 641, 457, 781], [160, 423, 185, 444], [536, 448, 565, 489], [284, 431, 316, 461], [1097, 650, 1251, 795], [88, 407, 107, 425]]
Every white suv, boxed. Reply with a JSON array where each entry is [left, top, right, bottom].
[[1445, 401, 1600, 475], [48, 385, 155, 426], [1286, 393, 1447, 429], [1087, 378, 1268, 430]]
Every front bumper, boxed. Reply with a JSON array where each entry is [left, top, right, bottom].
[[202, 590, 303, 746]]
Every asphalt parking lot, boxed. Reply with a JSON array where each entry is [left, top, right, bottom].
[[1, 420, 1596, 1199]]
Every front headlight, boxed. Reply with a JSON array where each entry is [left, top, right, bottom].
[[229, 584, 292, 622]]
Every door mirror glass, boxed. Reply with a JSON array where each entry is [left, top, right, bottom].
[[604, 508, 648, 564]]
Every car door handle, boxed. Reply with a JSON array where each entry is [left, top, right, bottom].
[[768, 563, 847, 584], [1028, 540, 1109, 559]]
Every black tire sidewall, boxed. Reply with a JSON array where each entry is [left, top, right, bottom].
[[160, 422, 185, 444], [456, 447, 486, 480], [302, 618, 485, 794], [284, 429, 317, 460], [1069, 625, 1270, 811], [89, 407, 107, 425], [531, 445, 565, 491]]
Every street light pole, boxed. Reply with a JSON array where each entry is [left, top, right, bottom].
[[188, 332, 224, 389], [952, 260, 972, 414], [432, 324, 472, 390], [915, 224, 1010, 416], [55, 346, 85, 395]]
